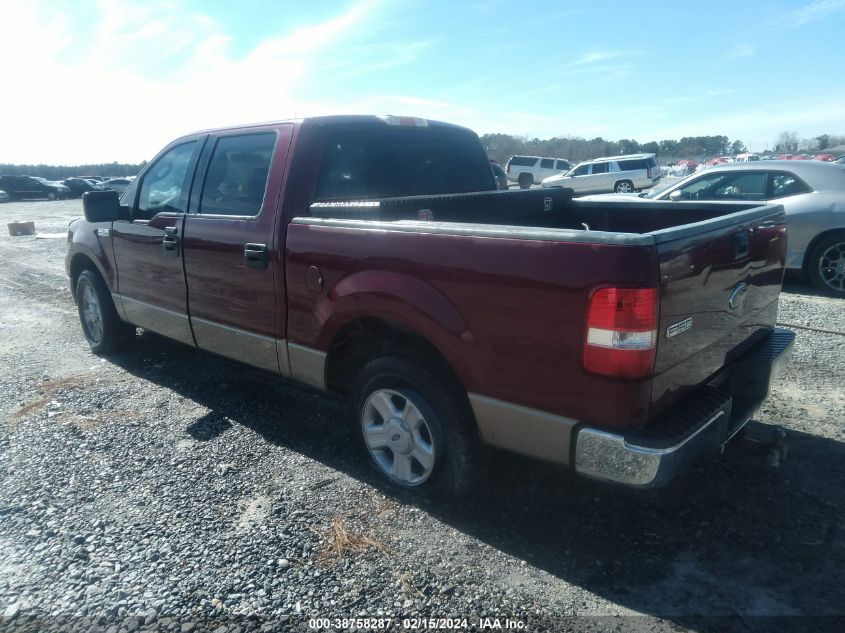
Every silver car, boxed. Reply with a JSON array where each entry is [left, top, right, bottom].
[[579, 160, 845, 295]]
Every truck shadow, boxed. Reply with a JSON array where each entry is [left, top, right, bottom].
[[113, 331, 845, 621]]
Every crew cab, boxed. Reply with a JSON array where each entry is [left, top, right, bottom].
[[67, 115, 794, 496]]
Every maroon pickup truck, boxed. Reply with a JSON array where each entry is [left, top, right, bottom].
[[67, 115, 794, 496]]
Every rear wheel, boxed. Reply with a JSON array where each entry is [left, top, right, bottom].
[[353, 357, 480, 498], [75, 270, 135, 354], [517, 173, 533, 189], [46, 191, 57, 200], [807, 232, 845, 296], [614, 180, 634, 193]]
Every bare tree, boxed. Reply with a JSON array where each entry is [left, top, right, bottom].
[[774, 131, 799, 153]]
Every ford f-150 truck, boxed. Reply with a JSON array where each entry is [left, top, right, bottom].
[[66, 115, 794, 497]]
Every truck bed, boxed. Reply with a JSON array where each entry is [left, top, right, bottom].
[[289, 188, 786, 437]]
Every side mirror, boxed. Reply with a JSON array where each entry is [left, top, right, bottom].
[[669, 190, 683, 201], [83, 190, 127, 222]]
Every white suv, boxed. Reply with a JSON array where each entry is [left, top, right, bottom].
[[541, 153, 659, 194], [505, 155, 573, 189]]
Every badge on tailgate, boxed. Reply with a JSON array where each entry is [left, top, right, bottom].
[[666, 317, 693, 339]]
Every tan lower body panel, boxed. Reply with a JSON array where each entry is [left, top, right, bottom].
[[468, 393, 577, 465], [288, 342, 327, 390], [191, 317, 281, 375]]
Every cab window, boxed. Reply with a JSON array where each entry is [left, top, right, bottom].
[[199, 133, 276, 217], [136, 141, 197, 220], [572, 165, 589, 176]]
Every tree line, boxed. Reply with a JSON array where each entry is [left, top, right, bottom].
[[2, 129, 842, 178], [482, 131, 844, 164], [0, 161, 147, 180]]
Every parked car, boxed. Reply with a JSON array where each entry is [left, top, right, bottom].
[[735, 153, 760, 162], [813, 153, 836, 162], [100, 178, 132, 194], [0, 189, 9, 203], [0, 175, 69, 200], [63, 177, 104, 198], [66, 114, 794, 495], [505, 155, 572, 189], [490, 161, 508, 190], [541, 153, 659, 194], [580, 160, 845, 296]]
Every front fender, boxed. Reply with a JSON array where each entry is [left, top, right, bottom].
[[66, 219, 117, 293]]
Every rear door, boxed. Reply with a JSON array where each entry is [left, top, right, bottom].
[[649, 204, 787, 418], [181, 125, 293, 374]]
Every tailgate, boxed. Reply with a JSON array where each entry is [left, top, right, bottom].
[[648, 204, 787, 418]]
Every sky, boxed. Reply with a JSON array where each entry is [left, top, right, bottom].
[[2, 0, 845, 164]]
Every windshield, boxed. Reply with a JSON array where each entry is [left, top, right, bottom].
[[644, 181, 676, 198]]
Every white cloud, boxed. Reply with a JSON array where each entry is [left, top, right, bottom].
[[728, 43, 755, 58], [0, 0, 388, 164], [771, 0, 845, 27]]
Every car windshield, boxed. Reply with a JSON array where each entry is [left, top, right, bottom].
[[644, 181, 677, 198]]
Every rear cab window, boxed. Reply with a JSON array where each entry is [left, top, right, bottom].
[[316, 126, 494, 200], [539, 159, 554, 169]]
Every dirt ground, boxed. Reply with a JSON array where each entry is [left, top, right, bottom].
[[1, 199, 843, 632]]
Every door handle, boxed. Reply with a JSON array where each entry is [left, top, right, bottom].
[[163, 227, 179, 257], [244, 243, 268, 269], [733, 231, 749, 259]]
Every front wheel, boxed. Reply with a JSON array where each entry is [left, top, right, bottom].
[[75, 270, 135, 354], [354, 357, 480, 498], [614, 180, 634, 193], [807, 232, 845, 296], [46, 191, 57, 200]]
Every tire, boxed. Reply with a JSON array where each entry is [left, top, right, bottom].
[[46, 191, 57, 200], [353, 357, 480, 499], [75, 269, 135, 354], [517, 173, 533, 189], [807, 232, 845, 296], [614, 180, 634, 193]]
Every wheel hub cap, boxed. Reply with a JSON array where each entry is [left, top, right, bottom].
[[385, 419, 413, 454], [361, 388, 437, 487]]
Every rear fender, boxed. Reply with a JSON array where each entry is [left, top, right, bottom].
[[316, 270, 476, 383]]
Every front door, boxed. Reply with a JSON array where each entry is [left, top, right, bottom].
[[111, 138, 202, 345], [182, 125, 294, 373]]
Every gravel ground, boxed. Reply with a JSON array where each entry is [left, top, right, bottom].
[[1, 200, 844, 633]]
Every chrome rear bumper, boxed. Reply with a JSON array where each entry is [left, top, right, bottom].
[[574, 328, 795, 488]]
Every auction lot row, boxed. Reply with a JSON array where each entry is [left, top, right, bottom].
[[1, 199, 843, 631]]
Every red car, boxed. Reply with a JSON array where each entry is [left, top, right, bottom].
[[67, 115, 794, 495]]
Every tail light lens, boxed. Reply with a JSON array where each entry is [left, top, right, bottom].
[[584, 287, 658, 379], [506, 164, 511, 173]]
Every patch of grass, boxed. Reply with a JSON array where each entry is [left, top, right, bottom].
[[317, 515, 389, 565], [14, 376, 83, 418]]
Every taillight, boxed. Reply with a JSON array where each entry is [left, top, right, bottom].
[[506, 164, 511, 173], [584, 287, 658, 379]]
